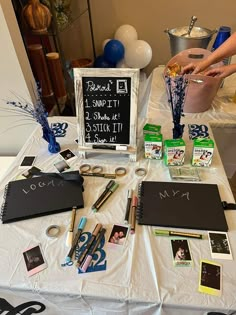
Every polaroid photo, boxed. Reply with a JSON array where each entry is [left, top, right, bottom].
[[170, 239, 193, 267], [22, 166, 41, 179], [59, 148, 76, 162], [23, 244, 47, 277], [19, 156, 36, 169], [108, 224, 129, 246], [54, 160, 71, 173], [208, 231, 233, 260], [199, 259, 222, 296]]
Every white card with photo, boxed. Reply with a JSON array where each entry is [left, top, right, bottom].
[[208, 231, 233, 260], [108, 224, 129, 247], [54, 160, 71, 173], [23, 244, 47, 277], [19, 156, 36, 169], [170, 239, 193, 267], [199, 259, 222, 296], [59, 148, 76, 161]]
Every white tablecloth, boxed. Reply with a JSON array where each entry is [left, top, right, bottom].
[[0, 68, 236, 315]]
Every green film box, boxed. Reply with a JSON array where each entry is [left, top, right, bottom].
[[143, 123, 161, 135], [144, 133, 163, 159], [164, 139, 185, 166], [191, 138, 214, 167]]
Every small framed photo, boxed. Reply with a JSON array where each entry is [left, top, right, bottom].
[[199, 259, 222, 296], [170, 239, 193, 267], [23, 244, 47, 276], [19, 156, 36, 169], [59, 149, 76, 161], [208, 231, 233, 260], [108, 224, 129, 246], [54, 160, 70, 173]]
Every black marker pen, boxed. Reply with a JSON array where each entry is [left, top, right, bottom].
[[92, 144, 116, 150], [91, 180, 116, 211]]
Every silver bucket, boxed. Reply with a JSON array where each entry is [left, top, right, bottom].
[[165, 26, 217, 56]]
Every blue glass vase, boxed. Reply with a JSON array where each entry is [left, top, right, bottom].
[[43, 128, 60, 153]]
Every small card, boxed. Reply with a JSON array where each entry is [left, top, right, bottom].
[[170, 239, 193, 267], [19, 156, 36, 169], [23, 244, 47, 277], [108, 224, 129, 246], [54, 160, 71, 173], [22, 166, 41, 179], [208, 231, 233, 260], [59, 149, 76, 161], [199, 259, 222, 296]]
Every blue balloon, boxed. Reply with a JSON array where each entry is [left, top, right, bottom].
[[104, 39, 125, 64], [94, 55, 115, 68]]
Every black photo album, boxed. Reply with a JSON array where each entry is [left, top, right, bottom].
[[137, 181, 228, 231], [0, 173, 84, 224]]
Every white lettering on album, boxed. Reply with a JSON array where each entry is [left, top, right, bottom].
[[159, 190, 190, 200], [22, 180, 64, 194]]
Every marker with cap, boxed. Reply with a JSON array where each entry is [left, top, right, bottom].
[[91, 180, 116, 210], [92, 182, 119, 213], [76, 223, 102, 267], [124, 189, 133, 224], [153, 229, 203, 239], [130, 195, 138, 234], [66, 216, 87, 263], [79, 227, 106, 273], [65, 206, 77, 247]]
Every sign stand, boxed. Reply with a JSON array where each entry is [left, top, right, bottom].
[[74, 68, 139, 161]]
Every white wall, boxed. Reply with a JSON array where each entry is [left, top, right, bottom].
[[0, 1, 37, 156]]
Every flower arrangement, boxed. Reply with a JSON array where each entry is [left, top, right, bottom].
[[165, 75, 188, 139], [4, 86, 60, 153], [41, 0, 72, 31]]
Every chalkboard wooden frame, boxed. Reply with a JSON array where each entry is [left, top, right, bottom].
[[74, 68, 139, 161]]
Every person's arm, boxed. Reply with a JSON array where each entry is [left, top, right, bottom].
[[181, 32, 236, 74], [204, 63, 236, 78]]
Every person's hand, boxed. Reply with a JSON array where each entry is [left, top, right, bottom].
[[181, 63, 198, 74], [181, 60, 210, 75], [204, 64, 236, 78]]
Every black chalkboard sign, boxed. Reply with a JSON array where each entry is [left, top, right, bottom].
[[74, 68, 139, 160], [82, 76, 131, 144]]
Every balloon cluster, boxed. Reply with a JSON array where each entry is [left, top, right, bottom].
[[94, 24, 152, 69]]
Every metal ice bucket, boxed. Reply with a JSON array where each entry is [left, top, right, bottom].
[[165, 26, 217, 56]]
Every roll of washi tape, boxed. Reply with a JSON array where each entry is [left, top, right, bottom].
[[79, 164, 91, 173], [46, 225, 60, 238], [91, 165, 103, 173], [115, 167, 127, 176], [135, 167, 147, 177]]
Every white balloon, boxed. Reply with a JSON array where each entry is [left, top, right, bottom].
[[102, 39, 112, 51], [116, 59, 129, 68], [125, 40, 152, 69], [114, 24, 138, 48]]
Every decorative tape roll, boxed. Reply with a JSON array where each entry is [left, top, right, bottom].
[[135, 167, 147, 177], [46, 225, 60, 238], [115, 167, 127, 176], [80, 164, 91, 173], [92, 165, 103, 173]]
